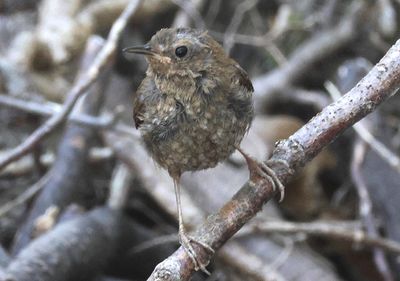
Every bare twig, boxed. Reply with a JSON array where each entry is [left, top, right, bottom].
[[0, 146, 113, 176], [0, 93, 138, 139], [239, 220, 400, 255], [0, 94, 115, 129], [0, 173, 50, 218], [0, 0, 143, 173], [220, 242, 286, 281], [170, 0, 206, 29], [252, 3, 362, 112], [351, 140, 395, 281], [107, 163, 133, 210], [353, 123, 400, 172], [332, 58, 395, 281], [210, 31, 276, 48], [147, 38, 400, 281], [204, 0, 222, 25], [325, 80, 400, 174], [223, 0, 259, 54], [210, 5, 288, 65], [129, 234, 178, 255], [278, 87, 330, 110]]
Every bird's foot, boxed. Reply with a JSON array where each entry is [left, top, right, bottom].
[[236, 147, 286, 201], [178, 227, 214, 274], [259, 160, 286, 202]]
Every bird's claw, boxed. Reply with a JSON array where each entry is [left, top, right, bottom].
[[236, 146, 286, 202], [178, 228, 214, 275], [259, 161, 285, 202]]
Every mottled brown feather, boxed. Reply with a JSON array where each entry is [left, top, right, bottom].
[[234, 63, 254, 92], [133, 99, 144, 129]]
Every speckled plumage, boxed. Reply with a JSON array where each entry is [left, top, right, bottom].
[[132, 28, 254, 178]]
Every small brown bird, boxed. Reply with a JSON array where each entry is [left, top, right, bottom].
[[124, 27, 283, 272]]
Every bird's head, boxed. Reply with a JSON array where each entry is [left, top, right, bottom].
[[123, 28, 225, 78]]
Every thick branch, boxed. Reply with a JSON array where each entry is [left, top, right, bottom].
[[147, 39, 400, 281], [4, 208, 131, 281]]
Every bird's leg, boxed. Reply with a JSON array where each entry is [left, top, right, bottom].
[[173, 178, 214, 274], [235, 146, 286, 201]]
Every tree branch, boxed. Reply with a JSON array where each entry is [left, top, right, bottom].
[[239, 220, 400, 255], [147, 39, 400, 281]]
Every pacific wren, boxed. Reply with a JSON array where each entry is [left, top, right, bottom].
[[124, 27, 284, 272]]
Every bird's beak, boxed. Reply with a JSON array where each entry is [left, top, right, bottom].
[[122, 44, 156, 56], [123, 43, 171, 64]]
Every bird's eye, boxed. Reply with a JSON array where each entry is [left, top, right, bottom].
[[175, 46, 188, 58]]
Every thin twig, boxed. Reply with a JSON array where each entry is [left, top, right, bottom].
[[238, 220, 400, 255], [223, 0, 259, 54], [107, 163, 133, 210], [0, 173, 50, 218], [325, 80, 400, 174], [129, 234, 178, 254], [0, 94, 115, 128], [0, 0, 143, 172], [332, 58, 396, 281], [220, 242, 287, 281], [210, 30, 274, 47], [353, 122, 400, 172], [170, 0, 206, 29], [204, 0, 222, 25], [213, 3, 289, 64], [0, 147, 113, 177], [0, 93, 139, 138], [252, 3, 362, 111], [351, 139, 395, 281]]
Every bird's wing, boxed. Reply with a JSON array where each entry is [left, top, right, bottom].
[[225, 63, 254, 123], [133, 76, 154, 129], [133, 97, 144, 129], [233, 63, 254, 92]]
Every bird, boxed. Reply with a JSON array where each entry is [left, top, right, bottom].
[[123, 27, 284, 273]]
